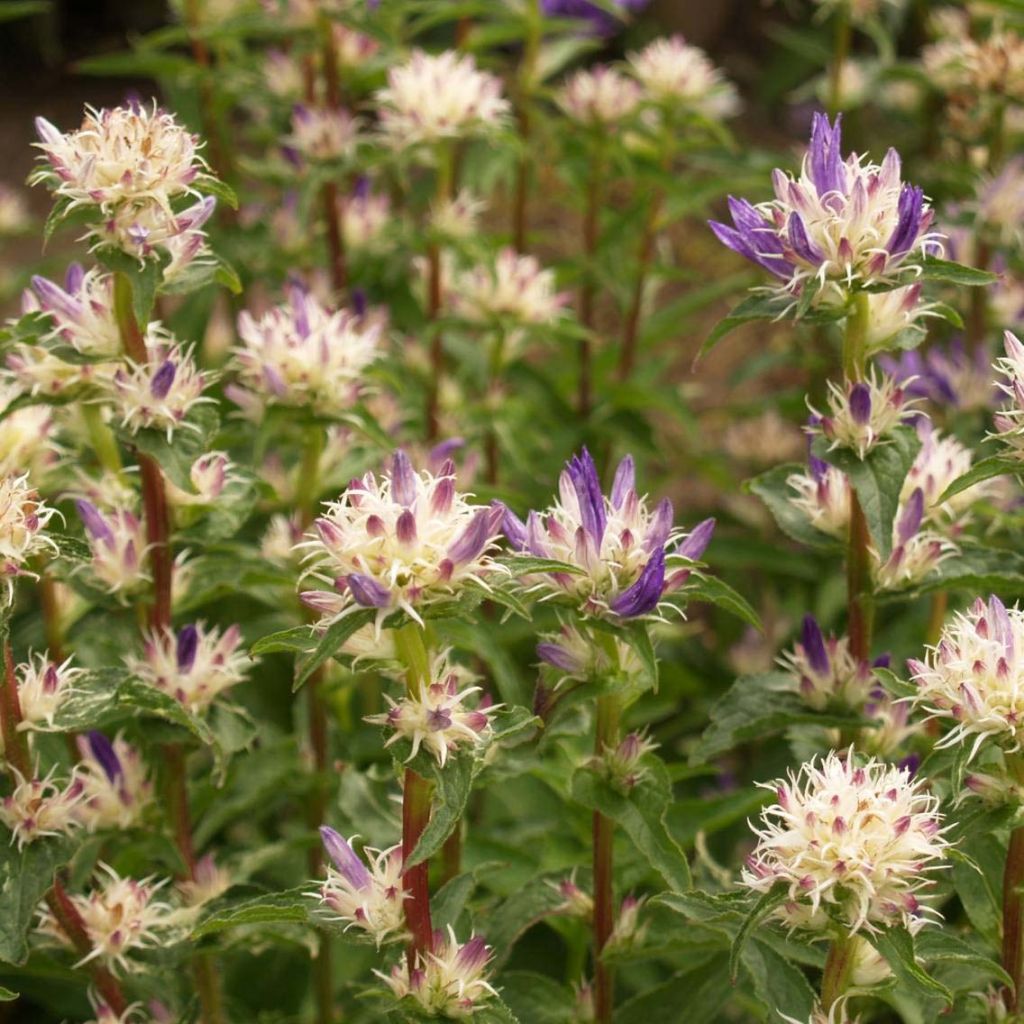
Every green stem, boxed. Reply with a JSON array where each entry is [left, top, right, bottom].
[[1003, 755, 1024, 1012], [484, 327, 507, 486], [592, 693, 621, 1023], [821, 932, 855, 1010], [426, 144, 455, 441], [578, 142, 607, 420], [81, 404, 123, 477], [0, 642, 30, 778], [512, 0, 541, 252], [827, 4, 852, 118]]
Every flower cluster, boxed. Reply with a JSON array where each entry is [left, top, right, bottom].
[[0, 770, 82, 848], [881, 337, 995, 412], [557, 66, 642, 125], [314, 827, 407, 947], [74, 731, 153, 831], [710, 114, 941, 304], [285, 105, 359, 162], [0, 473, 58, 600], [808, 372, 915, 458], [299, 451, 504, 626], [993, 331, 1024, 458], [13, 653, 83, 730], [76, 500, 150, 597], [451, 249, 568, 327], [743, 750, 948, 934], [504, 450, 714, 619], [628, 35, 739, 118], [28, 264, 120, 358]]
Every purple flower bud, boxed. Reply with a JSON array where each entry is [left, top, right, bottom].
[[396, 509, 417, 544], [610, 549, 665, 617], [896, 488, 924, 545], [319, 826, 372, 890], [176, 625, 199, 673], [808, 113, 846, 197], [76, 500, 115, 546], [610, 456, 635, 511], [149, 360, 177, 400], [537, 641, 584, 673], [86, 731, 123, 782], [677, 518, 715, 561], [849, 382, 872, 426], [800, 615, 830, 676], [454, 935, 490, 973], [643, 498, 674, 554], [390, 450, 416, 507], [566, 448, 606, 546], [447, 505, 502, 566], [347, 573, 391, 607], [502, 507, 529, 551], [351, 287, 368, 317]]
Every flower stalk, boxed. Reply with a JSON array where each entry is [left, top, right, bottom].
[[827, 2, 852, 118], [592, 691, 621, 1023], [512, 0, 542, 252], [426, 144, 455, 440], [821, 931, 854, 1010], [578, 141, 607, 419], [1004, 754, 1024, 1012]]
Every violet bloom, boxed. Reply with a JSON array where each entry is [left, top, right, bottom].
[[880, 337, 997, 413], [542, 0, 649, 36], [504, 449, 714, 619], [709, 113, 943, 305]]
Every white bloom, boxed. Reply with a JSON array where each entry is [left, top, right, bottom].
[[28, 264, 120, 358], [315, 827, 407, 946], [105, 344, 209, 440], [0, 474, 58, 600], [260, 512, 305, 567], [903, 421, 995, 520], [809, 371, 915, 459], [0, 184, 29, 235], [975, 158, 1024, 246], [863, 284, 931, 353], [164, 452, 237, 507], [366, 653, 493, 767], [628, 35, 739, 118], [909, 595, 1024, 760], [377, 926, 497, 1018], [992, 331, 1024, 459], [557, 66, 642, 125], [232, 284, 380, 417], [177, 853, 231, 907], [452, 248, 568, 327], [340, 183, 390, 251], [129, 622, 247, 714], [264, 49, 303, 98], [332, 23, 380, 69], [75, 500, 149, 597], [38, 864, 177, 974], [376, 50, 509, 147], [429, 189, 485, 241], [73, 732, 153, 832], [16, 653, 84, 730], [743, 750, 949, 934], [285, 105, 359, 162], [0, 383, 61, 478], [299, 451, 504, 627], [0, 769, 81, 848], [6, 344, 94, 399]]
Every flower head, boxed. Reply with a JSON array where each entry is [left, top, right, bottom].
[[340, 180, 391, 252], [285, 105, 359, 162], [0, 384, 61, 477], [993, 331, 1024, 459], [164, 452, 237, 507], [74, 731, 153, 831], [0, 184, 30, 235], [880, 337, 995, 412], [0, 769, 81, 848], [628, 35, 739, 118], [28, 264, 120, 358], [0, 473, 58, 600], [599, 731, 657, 791], [710, 114, 941, 305], [38, 864, 176, 974], [808, 371, 915, 458], [177, 852, 231, 907], [16, 653, 84, 730], [366, 653, 493, 766], [128, 623, 247, 713], [76, 500, 149, 597], [908, 595, 1024, 761], [452, 248, 568, 327], [862, 284, 932, 355], [504, 450, 714, 619], [376, 50, 509, 147], [231, 283, 381, 417], [378, 926, 497, 1018], [902, 420, 996, 521], [314, 827, 407, 946], [743, 750, 949, 934], [557, 66, 642, 125], [299, 451, 504, 627], [536, 620, 644, 687]]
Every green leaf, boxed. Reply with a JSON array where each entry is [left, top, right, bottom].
[[937, 455, 1019, 504], [886, 545, 1024, 598], [0, 1, 49, 22], [251, 625, 314, 656], [616, 955, 731, 1024], [0, 987, 16, 1001], [741, 937, 816, 1022], [814, 425, 921, 560], [915, 929, 1012, 988], [498, 972, 575, 1024], [431, 873, 476, 931], [192, 887, 311, 938], [570, 759, 691, 893], [0, 835, 77, 965], [746, 465, 840, 550], [124, 404, 220, 491], [199, 175, 239, 210], [867, 925, 953, 1006], [487, 875, 571, 969], [406, 755, 476, 868], [295, 608, 378, 690], [501, 555, 587, 577], [695, 672, 867, 762], [729, 883, 789, 982], [685, 573, 763, 631], [97, 248, 165, 326], [919, 256, 999, 287]]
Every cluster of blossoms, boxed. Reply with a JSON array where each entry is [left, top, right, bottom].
[[375, 51, 509, 148], [881, 336, 995, 413], [0, 769, 82, 848], [230, 283, 381, 418], [598, 731, 658, 791], [504, 450, 714, 619], [32, 103, 216, 271], [710, 114, 942, 306], [0, 473, 58, 601], [743, 750, 949, 934], [993, 331, 1024, 458], [366, 653, 494, 767], [340, 179, 391, 252], [537, 620, 645, 688], [378, 926, 497, 1017], [38, 866, 177, 974], [76, 500, 149, 597], [11, 654, 83, 732], [74, 731, 152, 831], [299, 450, 505, 626], [808, 372, 915, 458], [28, 264, 120, 359], [908, 595, 1024, 762], [557, 66, 641, 126], [129, 623, 247, 714], [627, 35, 739, 118], [314, 827, 407, 947], [0, 386, 60, 481], [451, 249, 569, 328], [285, 105, 359, 163]]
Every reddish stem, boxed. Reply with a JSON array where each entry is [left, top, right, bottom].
[[322, 180, 348, 298], [1005, 825, 1024, 1012], [139, 455, 173, 634], [402, 768, 434, 963], [426, 245, 445, 441], [617, 191, 664, 384], [0, 643, 29, 776]]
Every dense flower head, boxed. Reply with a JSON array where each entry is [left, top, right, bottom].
[[176, 852, 231, 907], [0, 473, 58, 600], [451, 248, 569, 327], [600, 731, 657, 791], [366, 653, 493, 766], [231, 283, 381, 417], [28, 264, 120, 358], [378, 925, 497, 1018], [908, 595, 1024, 760], [780, 615, 886, 710], [536, 620, 644, 686], [106, 343, 209, 440], [33, 102, 205, 212], [808, 371, 915, 458], [285, 105, 359, 162], [902, 420, 996, 521], [38, 865, 176, 974], [0, 769, 82, 848], [0, 384, 61, 478], [974, 158, 1024, 246], [264, 48, 303, 98], [164, 452, 237, 507], [504, 450, 715, 619], [880, 337, 995, 412], [628, 35, 739, 118], [73, 731, 153, 831], [710, 114, 941, 304], [333, 23, 380, 69], [862, 285, 931, 354], [76, 500, 149, 597], [129, 623, 247, 713], [15, 653, 84, 730], [922, 28, 1024, 103], [376, 50, 510, 147], [743, 750, 949, 934], [557, 66, 642, 125], [993, 331, 1024, 458], [430, 189, 485, 241], [299, 450, 504, 626], [340, 180, 390, 251], [314, 827, 407, 946]]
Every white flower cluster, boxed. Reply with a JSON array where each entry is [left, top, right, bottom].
[[451, 248, 568, 328]]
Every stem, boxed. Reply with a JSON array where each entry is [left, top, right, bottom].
[[395, 624, 435, 962], [925, 591, 948, 646], [578, 144, 606, 419], [827, 4, 851, 118], [843, 293, 874, 661], [484, 327, 507, 486], [512, 0, 541, 252], [323, 181, 348, 299], [821, 932, 855, 1010], [967, 240, 991, 354], [592, 694, 621, 1023], [39, 576, 65, 663], [81, 404, 123, 477], [425, 145, 455, 441], [617, 189, 665, 384], [0, 642, 30, 777], [1004, 755, 1024, 1012]]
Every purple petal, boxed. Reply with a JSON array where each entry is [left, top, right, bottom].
[[76, 500, 115, 546], [447, 505, 502, 566], [319, 826, 372, 890], [849, 382, 872, 426], [390, 450, 416, 507], [150, 360, 177, 399], [86, 731, 122, 783], [800, 615, 830, 676], [454, 935, 490, 973], [788, 213, 821, 263], [678, 517, 715, 561], [566, 448, 606, 547], [610, 549, 666, 617], [808, 113, 846, 197], [537, 641, 584, 673], [347, 573, 391, 607], [176, 625, 199, 673], [643, 497, 674, 554], [896, 489, 924, 545], [886, 185, 924, 258], [610, 456, 635, 511], [989, 594, 1014, 661], [502, 506, 529, 551]]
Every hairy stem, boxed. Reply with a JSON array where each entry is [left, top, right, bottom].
[[821, 932, 854, 1010], [511, 0, 541, 252], [592, 693, 621, 1023], [827, 5, 851, 119]]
